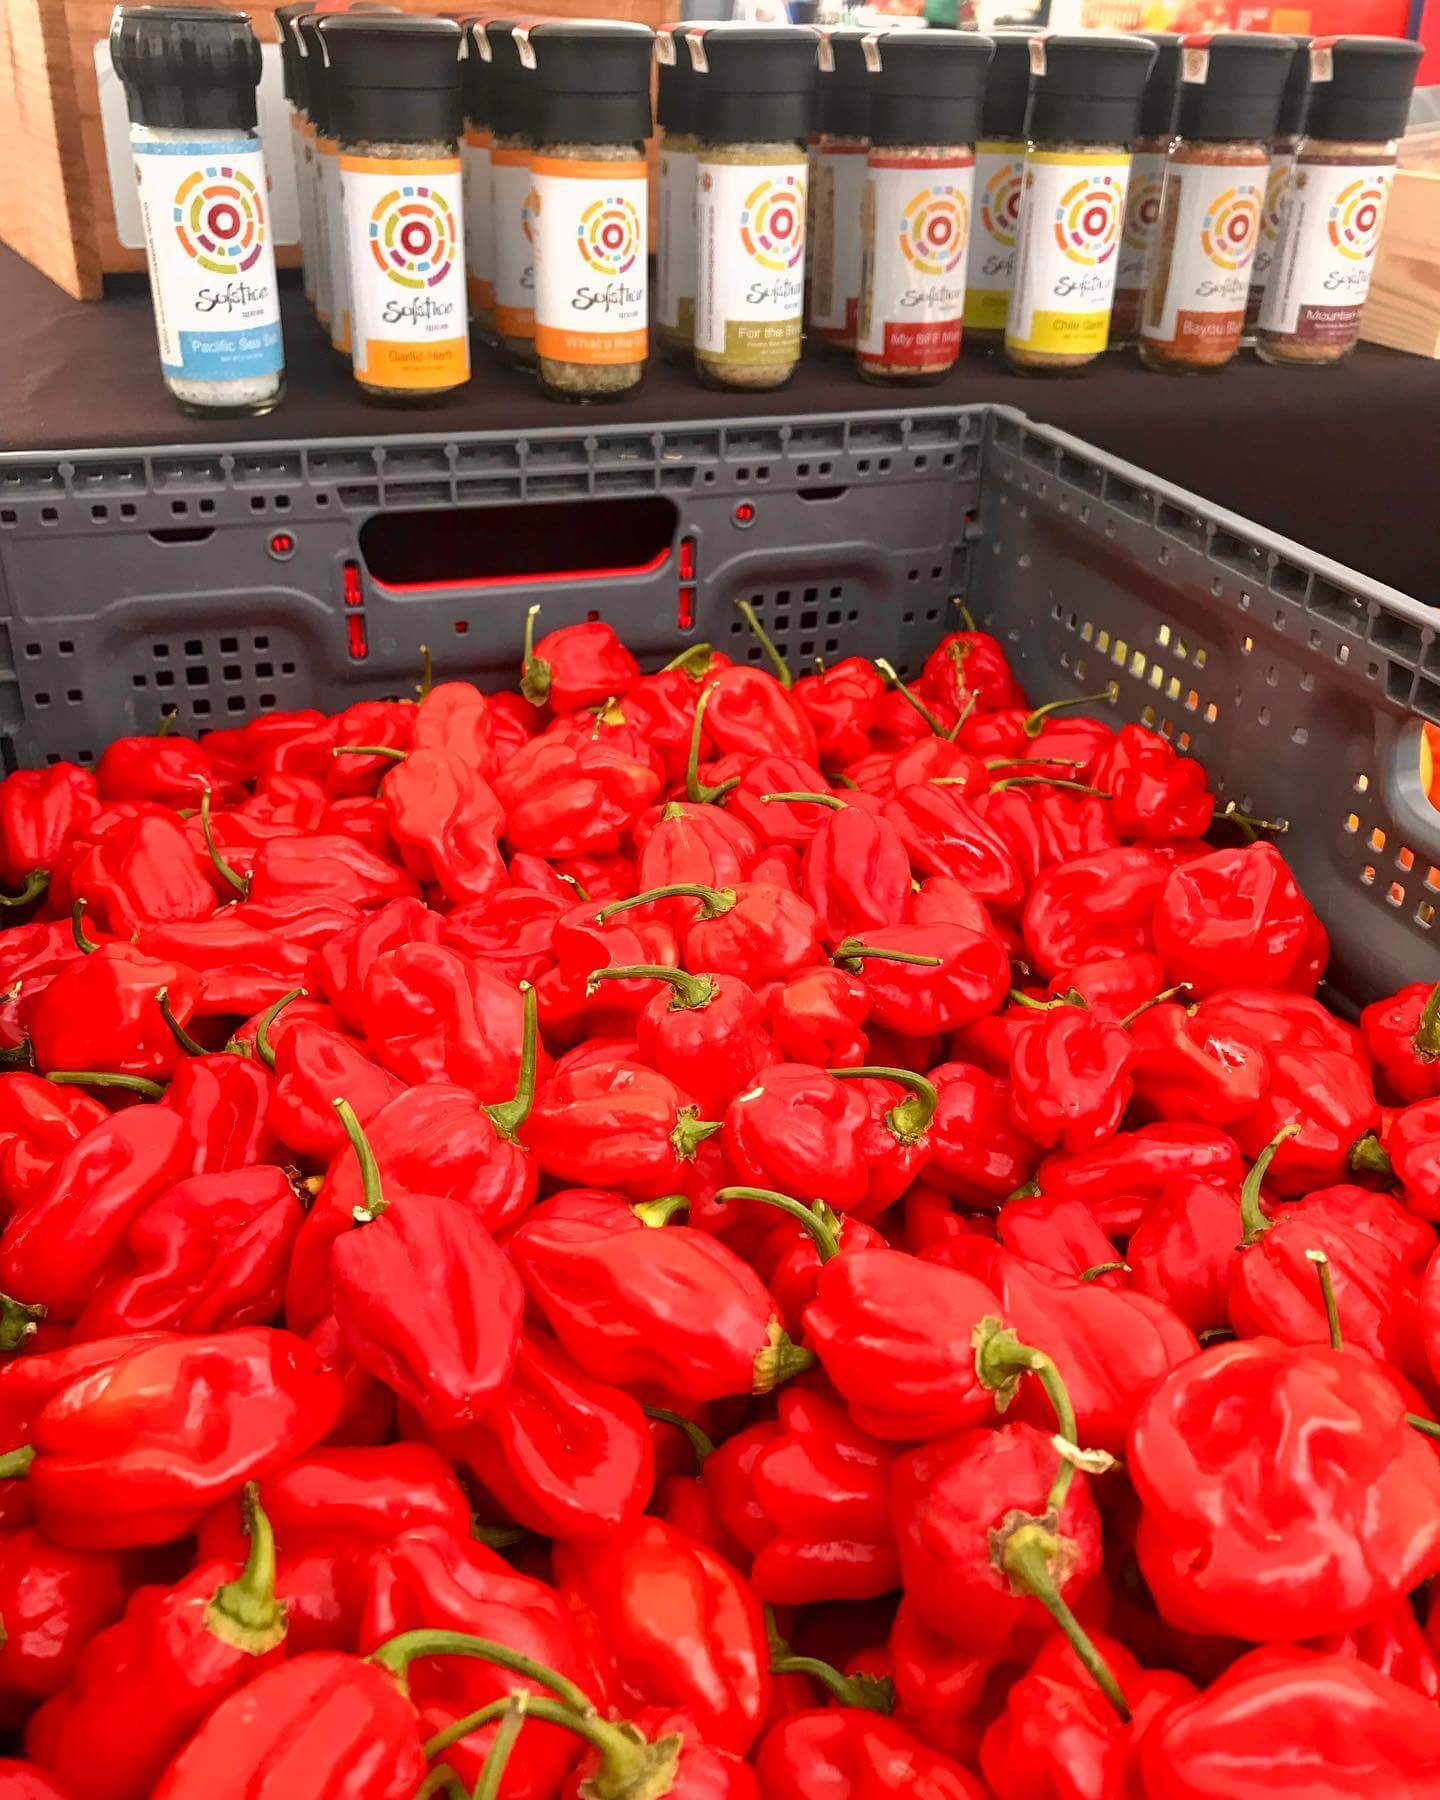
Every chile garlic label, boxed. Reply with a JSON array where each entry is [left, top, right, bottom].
[[963, 139, 1024, 333], [462, 129, 495, 311], [1006, 149, 1131, 357], [340, 153, 468, 390], [532, 157, 648, 366], [1258, 155, 1394, 345], [858, 152, 973, 368], [132, 140, 282, 383], [695, 155, 807, 368], [1141, 158, 1264, 352]]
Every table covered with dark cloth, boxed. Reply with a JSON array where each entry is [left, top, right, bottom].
[[1, 243, 1435, 606]]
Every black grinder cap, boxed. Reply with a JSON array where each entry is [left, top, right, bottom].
[[686, 25, 819, 146], [1277, 36, 1312, 137], [482, 20, 541, 141], [981, 30, 1040, 141], [1025, 33, 1157, 147], [657, 24, 700, 136], [1176, 33, 1297, 142], [526, 21, 653, 145], [1138, 33, 1182, 140], [274, 3, 313, 110], [294, 11, 335, 137], [319, 14, 463, 146], [1304, 35, 1422, 143], [111, 6, 262, 132], [866, 29, 994, 148], [816, 29, 871, 140], [455, 16, 490, 131]]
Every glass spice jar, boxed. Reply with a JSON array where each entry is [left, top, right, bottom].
[[110, 6, 285, 416], [656, 25, 701, 364], [275, 3, 317, 318], [1005, 33, 1156, 376], [964, 30, 1040, 349], [1140, 34, 1295, 375], [1110, 32, 1181, 347], [856, 29, 993, 385], [321, 14, 469, 403], [297, 11, 351, 356], [460, 18, 497, 347], [808, 29, 870, 357], [690, 25, 820, 393], [1243, 36, 1311, 342], [1257, 36, 1422, 369], [486, 21, 541, 370], [527, 21, 653, 403]]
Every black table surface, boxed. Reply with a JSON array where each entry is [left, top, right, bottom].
[[2, 243, 1436, 606]]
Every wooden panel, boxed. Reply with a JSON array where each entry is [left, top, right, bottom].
[[1360, 169, 1440, 361]]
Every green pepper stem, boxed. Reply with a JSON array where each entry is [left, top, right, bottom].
[[669, 1108, 723, 1161], [520, 604, 551, 708], [985, 758, 1086, 774], [1119, 985, 1191, 1028], [46, 1071, 165, 1099], [1239, 1120, 1303, 1244], [71, 898, 98, 955], [412, 1767, 468, 1800], [1408, 1413, 1440, 1440], [596, 884, 735, 925], [714, 1186, 841, 1262], [1079, 1262, 1130, 1282], [333, 1098, 386, 1222], [661, 642, 715, 677], [989, 776, 1112, 797], [483, 981, 538, 1143], [471, 1694, 529, 1800], [973, 1319, 1082, 1512], [1009, 987, 1087, 1012], [875, 659, 951, 739], [1414, 980, 1440, 1061], [585, 966, 718, 1011], [1307, 1248, 1343, 1351], [205, 1482, 288, 1655], [685, 682, 740, 805], [253, 987, 307, 1072], [0, 1293, 45, 1352], [332, 745, 408, 762], [1348, 1132, 1394, 1179], [768, 1647, 895, 1715], [0, 1041, 34, 1073], [643, 1405, 715, 1470], [632, 1195, 689, 1228], [199, 788, 250, 898], [827, 1065, 938, 1143], [760, 791, 846, 811], [424, 1694, 668, 1799], [734, 599, 792, 690], [834, 937, 943, 970], [0, 870, 48, 909], [1021, 690, 1117, 738], [156, 710, 177, 738], [156, 988, 206, 1059], [998, 1518, 1130, 1722], [0, 1445, 35, 1480], [371, 1628, 595, 1718], [1216, 801, 1288, 840]]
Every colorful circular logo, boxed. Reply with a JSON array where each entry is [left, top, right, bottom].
[[1259, 163, 1290, 242], [368, 184, 458, 289], [739, 175, 805, 272], [172, 166, 266, 274], [1327, 175, 1389, 262], [980, 160, 1023, 248], [1052, 174, 1122, 267], [899, 185, 969, 277], [1200, 182, 1261, 271], [1122, 176, 1163, 252], [576, 194, 641, 277]]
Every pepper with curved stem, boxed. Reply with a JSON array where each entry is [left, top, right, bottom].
[[199, 788, 249, 898], [988, 776, 1112, 798], [333, 1098, 386, 1223], [71, 898, 98, 954], [253, 987, 307, 1072], [833, 937, 942, 972], [661, 642, 717, 676], [765, 1609, 894, 1714], [157, 987, 206, 1059], [761, 791, 846, 810], [685, 684, 740, 805], [827, 1065, 937, 1144], [994, 1515, 1130, 1722], [1348, 1133, 1395, 1178], [1014, 691, 1119, 740], [1079, 1262, 1130, 1282], [1414, 980, 1440, 1062], [714, 1186, 841, 1263], [0, 1292, 45, 1350], [369, 1627, 597, 1718], [633, 1195, 690, 1228], [0, 1446, 34, 1479], [643, 1405, 715, 1468], [734, 599, 792, 690], [596, 883, 737, 927], [0, 869, 47, 909], [205, 1481, 289, 1655], [1216, 800, 1289, 839], [425, 1694, 680, 1800], [45, 1070, 166, 1099], [331, 745, 407, 763], [1009, 986, 1087, 1011], [874, 659, 956, 739], [586, 965, 718, 1009], [1119, 985, 1191, 1028], [520, 605, 549, 707], [1239, 1121, 1304, 1245], [971, 1318, 1087, 1513], [482, 980, 538, 1144], [471, 1694, 528, 1800], [1307, 1248, 1342, 1351]]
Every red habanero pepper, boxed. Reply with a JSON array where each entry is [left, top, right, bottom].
[[554, 1513, 773, 1754], [361, 942, 538, 1103], [26, 1486, 289, 1800], [520, 606, 640, 712], [507, 1199, 810, 1405], [1036, 1122, 1244, 1237], [997, 1190, 1126, 1287], [888, 736, 989, 792], [288, 701, 415, 795], [245, 835, 421, 909], [792, 658, 886, 767], [544, 902, 680, 1030], [137, 905, 342, 1019], [411, 680, 498, 778], [0, 766, 101, 908], [544, 701, 666, 782], [918, 629, 1026, 715], [526, 1058, 722, 1202], [1125, 1171, 1250, 1336], [1051, 951, 1170, 1020], [328, 1101, 523, 1433], [1008, 995, 1137, 1153], [0, 1760, 74, 1799], [1320, 1598, 1440, 1700], [242, 773, 329, 830], [907, 875, 999, 939], [1091, 723, 1214, 841], [357, 746, 507, 906], [1, 1107, 195, 1322], [22, 943, 203, 1082], [625, 664, 729, 791], [958, 692, 1106, 762], [1362, 978, 1440, 1103], [589, 965, 771, 1120], [598, 881, 826, 988], [309, 899, 444, 1035], [1127, 998, 1270, 1125], [755, 1709, 986, 1800], [884, 784, 1025, 911], [488, 686, 541, 758], [1, 1328, 342, 1548], [494, 732, 663, 858], [1376, 1097, 1440, 1219], [1130, 1338, 1440, 1641], [0, 1529, 132, 1727], [722, 1063, 880, 1215], [443, 889, 568, 984], [159, 1052, 277, 1174], [762, 966, 869, 1068], [564, 1703, 762, 1800], [149, 1651, 426, 1800], [94, 729, 229, 808], [699, 666, 820, 765], [267, 1025, 406, 1162], [765, 793, 911, 941], [1023, 846, 1172, 979], [0, 1074, 107, 1217], [888, 1603, 1006, 1763], [69, 815, 218, 935], [1153, 842, 1328, 997], [753, 1211, 889, 1324], [835, 923, 1010, 1037], [1227, 1041, 1379, 1197], [636, 800, 760, 898], [436, 1328, 655, 1541], [726, 762, 834, 851], [1140, 1648, 1440, 1800]]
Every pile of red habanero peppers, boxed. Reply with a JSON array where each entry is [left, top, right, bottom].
[[0, 604, 1437, 1800]]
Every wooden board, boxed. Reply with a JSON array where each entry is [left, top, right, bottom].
[[1360, 168, 1440, 361]]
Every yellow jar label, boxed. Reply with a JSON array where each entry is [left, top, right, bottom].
[[1006, 148, 1130, 356]]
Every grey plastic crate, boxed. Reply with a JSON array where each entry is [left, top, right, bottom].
[[0, 403, 1435, 1006]]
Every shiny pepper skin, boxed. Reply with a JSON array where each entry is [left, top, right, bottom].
[[755, 1709, 987, 1800], [724, 1064, 877, 1214], [0, 766, 101, 895], [526, 1060, 719, 1201], [1361, 979, 1440, 1103], [376, 748, 506, 906], [267, 1026, 406, 1163], [1092, 723, 1215, 841], [495, 734, 663, 858], [701, 666, 819, 765], [1023, 846, 1172, 979], [0, 1530, 132, 1726], [925, 1061, 1039, 1208], [794, 801, 912, 941], [884, 785, 1026, 911], [838, 923, 1010, 1037], [1385, 1098, 1440, 1221], [22, 945, 204, 1082], [1130, 1338, 1440, 1641], [628, 969, 772, 1120], [1154, 843, 1329, 998], [762, 966, 869, 1068], [69, 816, 218, 934], [1008, 1001, 1137, 1153], [0, 1075, 107, 1217], [521, 615, 639, 713]]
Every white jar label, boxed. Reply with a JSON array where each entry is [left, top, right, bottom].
[[132, 139, 282, 383], [657, 143, 697, 333], [1114, 148, 1165, 300], [532, 156, 647, 365], [339, 153, 469, 390], [462, 129, 495, 308], [492, 146, 537, 340], [301, 127, 331, 327], [1258, 155, 1393, 343], [809, 141, 869, 338], [1248, 146, 1295, 302], [858, 152, 972, 367], [1140, 157, 1263, 349], [321, 139, 351, 353], [1006, 149, 1130, 357], [695, 155, 807, 367], [963, 139, 1024, 333]]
